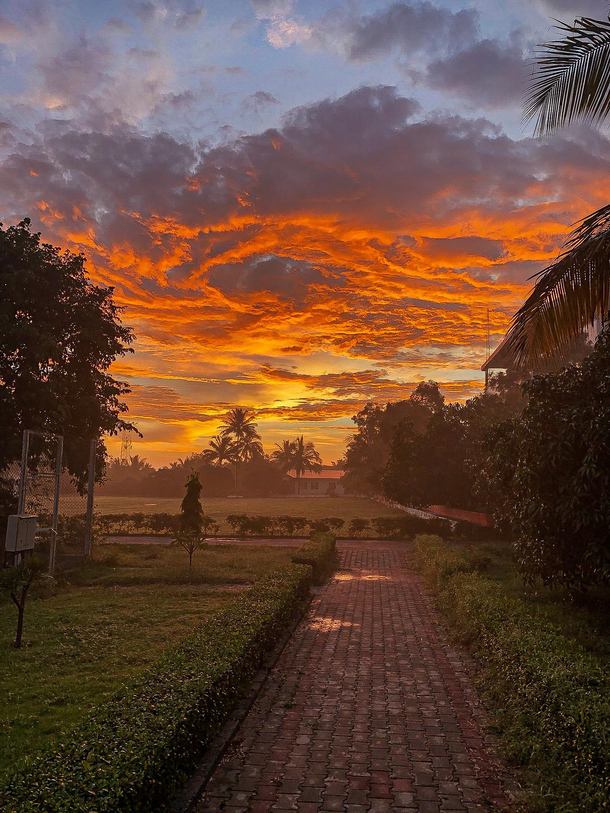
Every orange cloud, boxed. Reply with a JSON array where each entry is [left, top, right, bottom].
[[3, 87, 610, 464]]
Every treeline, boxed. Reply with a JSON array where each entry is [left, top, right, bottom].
[[344, 331, 610, 591], [99, 409, 326, 498], [97, 455, 290, 498], [343, 378, 524, 511]]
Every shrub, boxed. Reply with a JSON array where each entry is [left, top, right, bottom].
[[292, 533, 337, 584], [273, 516, 308, 536], [201, 515, 220, 536], [369, 515, 452, 540], [0, 564, 315, 813], [348, 518, 370, 537], [226, 513, 248, 534], [413, 536, 610, 813], [308, 519, 330, 534]]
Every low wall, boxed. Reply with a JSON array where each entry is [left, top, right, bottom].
[[427, 505, 492, 527]]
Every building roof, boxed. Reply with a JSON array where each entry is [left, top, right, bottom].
[[285, 470, 344, 480], [481, 338, 514, 372]]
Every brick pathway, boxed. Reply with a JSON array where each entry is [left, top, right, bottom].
[[195, 546, 513, 813]]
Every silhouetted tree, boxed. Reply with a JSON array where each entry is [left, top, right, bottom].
[[0, 219, 136, 490]]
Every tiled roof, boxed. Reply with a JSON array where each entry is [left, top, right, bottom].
[[285, 470, 344, 480]]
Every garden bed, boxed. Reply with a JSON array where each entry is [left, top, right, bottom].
[[413, 534, 610, 813]]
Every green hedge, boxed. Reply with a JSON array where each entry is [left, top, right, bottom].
[[94, 512, 460, 540], [0, 564, 315, 813], [291, 532, 338, 584], [413, 535, 610, 813]]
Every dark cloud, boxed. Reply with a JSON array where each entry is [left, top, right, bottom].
[[249, 0, 293, 16], [345, 1, 477, 61], [38, 38, 112, 108], [105, 18, 133, 34], [134, 0, 205, 30], [323, 2, 528, 109], [537, 1, 607, 16], [242, 90, 280, 116], [207, 255, 331, 301], [420, 236, 507, 261], [425, 37, 528, 107]]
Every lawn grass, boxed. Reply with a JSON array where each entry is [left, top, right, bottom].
[[477, 542, 610, 660], [93, 495, 403, 536], [75, 542, 295, 586], [0, 543, 293, 779]]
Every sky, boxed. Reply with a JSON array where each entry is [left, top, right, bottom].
[[1, 0, 609, 465]]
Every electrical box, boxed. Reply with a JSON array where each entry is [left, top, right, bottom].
[[5, 515, 37, 553]]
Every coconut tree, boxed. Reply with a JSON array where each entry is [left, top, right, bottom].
[[237, 434, 264, 463], [219, 408, 260, 443], [292, 435, 322, 496], [271, 439, 296, 473], [204, 435, 238, 467], [218, 408, 262, 492], [507, 14, 610, 365]]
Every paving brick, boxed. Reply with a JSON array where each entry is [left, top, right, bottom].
[[194, 545, 514, 813]]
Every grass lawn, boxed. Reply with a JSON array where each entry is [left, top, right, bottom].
[[93, 495, 403, 535], [0, 543, 293, 779], [478, 541, 610, 659]]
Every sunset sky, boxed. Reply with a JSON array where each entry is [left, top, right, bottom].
[[1, 0, 609, 465]]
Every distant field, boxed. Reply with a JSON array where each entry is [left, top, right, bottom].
[[93, 495, 403, 534]]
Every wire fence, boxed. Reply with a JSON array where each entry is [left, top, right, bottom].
[[1, 430, 96, 574]]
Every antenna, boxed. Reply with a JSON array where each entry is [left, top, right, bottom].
[[486, 308, 491, 361], [120, 432, 132, 465]]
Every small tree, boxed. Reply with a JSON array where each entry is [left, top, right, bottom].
[[173, 530, 205, 569], [173, 472, 205, 567], [0, 557, 46, 648], [180, 472, 204, 533]]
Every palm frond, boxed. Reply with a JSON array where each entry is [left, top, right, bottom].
[[505, 202, 610, 366], [524, 16, 610, 136]]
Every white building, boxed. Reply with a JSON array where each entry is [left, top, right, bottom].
[[284, 470, 345, 496]]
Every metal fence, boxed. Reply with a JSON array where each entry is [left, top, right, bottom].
[[1, 430, 96, 574]]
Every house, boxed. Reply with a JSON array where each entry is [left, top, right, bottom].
[[481, 338, 513, 388], [284, 470, 345, 496]]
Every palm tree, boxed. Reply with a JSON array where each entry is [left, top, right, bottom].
[[271, 439, 296, 473], [507, 15, 610, 366], [291, 436, 322, 496], [218, 408, 262, 492], [127, 454, 154, 474], [219, 408, 260, 443], [204, 435, 238, 467], [237, 435, 264, 462]]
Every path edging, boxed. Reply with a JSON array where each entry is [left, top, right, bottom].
[[170, 589, 318, 813]]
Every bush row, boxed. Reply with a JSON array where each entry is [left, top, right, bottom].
[[93, 512, 464, 539], [0, 537, 337, 813], [413, 535, 610, 813]]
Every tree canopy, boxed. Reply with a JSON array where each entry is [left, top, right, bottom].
[[484, 325, 610, 589], [0, 220, 135, 487]]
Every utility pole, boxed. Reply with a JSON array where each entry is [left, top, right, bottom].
[[84, 439, 96, 557]]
